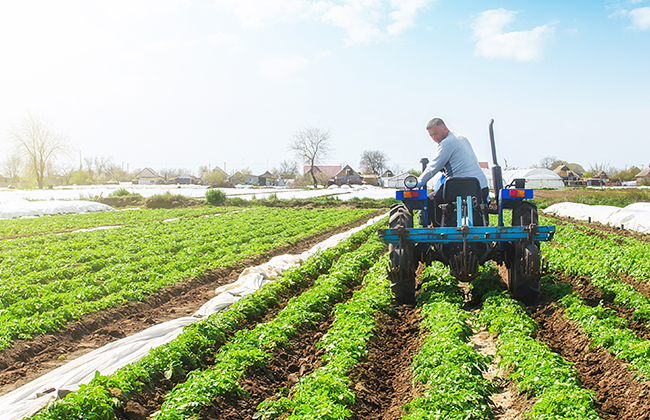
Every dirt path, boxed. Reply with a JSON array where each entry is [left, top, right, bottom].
[[469, 327, 535, 420], [0, 212, 384, 397]]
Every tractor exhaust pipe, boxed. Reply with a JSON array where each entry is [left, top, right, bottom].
[[489, 119, 503, 205]]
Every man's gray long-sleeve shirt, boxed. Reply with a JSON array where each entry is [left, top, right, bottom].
[[418, 132, 488, 189]]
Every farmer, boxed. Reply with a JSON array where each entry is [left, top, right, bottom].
[[417, 118, 489, 226]]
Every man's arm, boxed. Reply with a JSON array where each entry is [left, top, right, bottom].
[[417, 141, 455, 188]]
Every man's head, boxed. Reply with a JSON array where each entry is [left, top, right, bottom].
[[426, 118, 449, 144]]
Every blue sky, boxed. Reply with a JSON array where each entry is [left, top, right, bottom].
[[0, 0, 648, 176]]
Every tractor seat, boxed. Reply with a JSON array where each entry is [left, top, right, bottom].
[[442, 177, 482, 203]]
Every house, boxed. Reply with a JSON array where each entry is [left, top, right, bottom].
[[135, 168, 164, 185], [303, 165, 342, 180], [380, 170, 394, 187], [258, 171, 275, 186], [229, 171, 245, 185], [172, 174, 200, 185], [361, 173, 381, 186], [554, 165, 581, 183], [334, 165, 363, 186], [635, 167, 650, 184], [244, 175, 259, 185], [277, 175, 295, 187]]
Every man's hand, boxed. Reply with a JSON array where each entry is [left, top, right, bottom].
[[416, 178, 426, 189]]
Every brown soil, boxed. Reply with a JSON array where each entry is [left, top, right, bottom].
[[348, 305, 422, 420], [531, 299, 650, 420], [0, 212, 384, 397], [555, 274, 650, 340], [117, 318, 332, 420], [198, 319, 331, 420]]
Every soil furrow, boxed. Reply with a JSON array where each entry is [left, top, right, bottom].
[[348, 304, 421, 420], [197, 318, 331, 420], [530, 300, 650, 420], [0, 213, 382, 396], [556, 273, 650, 340]]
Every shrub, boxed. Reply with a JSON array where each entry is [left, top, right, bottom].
[[109, 188, 142, 198], [205, 189, 227, 206], [144, 192, 195, 209]]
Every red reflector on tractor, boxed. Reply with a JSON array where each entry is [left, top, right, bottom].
[[403, 190, 419, 198], [509, 190, 526, 198]]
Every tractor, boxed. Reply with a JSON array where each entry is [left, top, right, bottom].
[[378, 120, 555, 304]]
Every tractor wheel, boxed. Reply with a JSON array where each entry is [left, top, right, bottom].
[[388, 203, 416, 304], [508, 202, 541, 303], [507, 243, 541, 303]]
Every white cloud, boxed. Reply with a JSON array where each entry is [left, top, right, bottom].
[[628, 6, 650, 29], [472, 9, 555, 61], [209, 33, 241, 48], [259, 55, 309, 81], [214, 0, 433, 45]]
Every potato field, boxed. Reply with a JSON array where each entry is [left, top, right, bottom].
[[1, 205, 650, 419]]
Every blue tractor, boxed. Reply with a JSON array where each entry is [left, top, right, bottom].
[[378, 120, 555, 304]]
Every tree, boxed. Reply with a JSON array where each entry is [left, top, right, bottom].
[[9, 113, 71, 189], [279, 160, 299, 176], [2, 152, 23, 183], [289, 127, 333, 187], [359, 150, 388, 175]]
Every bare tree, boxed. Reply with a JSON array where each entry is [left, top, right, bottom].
[[289, 127, 333, 187], [279, 160, 299, 176], [538, 156, 558, 170], [9, 113, 71, 188], [359, 150, 388, 175], [2, 152, 23, 183]]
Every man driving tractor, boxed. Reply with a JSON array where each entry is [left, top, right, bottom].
[[417, 118, 489, 226]]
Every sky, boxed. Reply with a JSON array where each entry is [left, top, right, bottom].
[[0, 0, 649, 177]]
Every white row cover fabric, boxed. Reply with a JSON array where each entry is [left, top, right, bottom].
[[542, 202, 650, 234], [482, 167, 565, 190], [0, 197, 114, 220], [0, 213, 387, 420]]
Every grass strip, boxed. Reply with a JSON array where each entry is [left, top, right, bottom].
[[479, 267, 600, 420], [254, 253, 392, 420], [150, 233, 386, 420], [542, 216, 650, 321], [30, 222, 382, 420], [403, 263, 494, 420]]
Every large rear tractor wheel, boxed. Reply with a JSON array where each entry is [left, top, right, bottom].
[[388, 203, 416, 304], [508, 202, 541, 303], [507, 243, 541, 303]]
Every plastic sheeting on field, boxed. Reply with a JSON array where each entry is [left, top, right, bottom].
[[0, 213, 388, 420], [542, 202, 650, 234], [482, 167, 565, 189], [0, 197, 114, 220]]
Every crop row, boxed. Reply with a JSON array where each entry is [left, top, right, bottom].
[[0, 206, 239, 238], [255, 254, 392, 419], [546, 283, 650, 380], [479, 270, 600, 419], [403, 263, 493, 420], [152, 231, 386, 419], [0, 208, 375, 350], [30, 220, 384, 419], [541, 216, 650, 321]]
